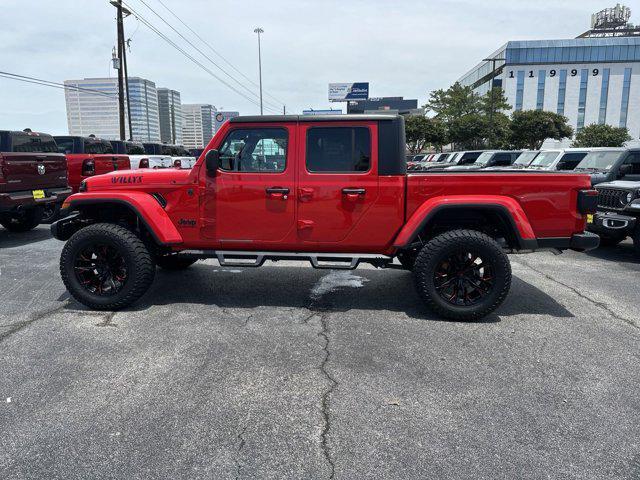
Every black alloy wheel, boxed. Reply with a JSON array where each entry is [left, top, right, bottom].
[[74, 243, 128, 296], [434, 251, 494, 307]]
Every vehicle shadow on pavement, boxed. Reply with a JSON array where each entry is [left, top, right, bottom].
[[585, 243, 640, 266], [78, 264, 573, 323], [0, 227, 52, 249]]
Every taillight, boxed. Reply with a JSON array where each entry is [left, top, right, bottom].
[[578, 189, 599, 214], [174, 159, 182, 168], [139, 158, 149, 168], [82, 159, 95, 176]]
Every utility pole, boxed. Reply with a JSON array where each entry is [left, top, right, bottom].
[[122, 38, 133, 141], [483, 56, 505, 149], [254, 27, 264, 115], [111, 0, 132, 140], [283, 105, 286, 115]]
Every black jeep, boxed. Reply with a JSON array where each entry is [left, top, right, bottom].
[[587, 180, 640, 254]]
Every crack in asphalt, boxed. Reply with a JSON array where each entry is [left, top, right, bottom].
[[515, 257, 639, 331], [234, 424, 247, 480], [0, 302, 68, 343], [95, 311, 117, 328], [317, 310, 337, 479]]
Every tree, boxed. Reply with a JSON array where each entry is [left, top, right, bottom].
[[405, 115, 448, 153], [426, 82, 481, 122], [448, 114, 489, 150], [509, 110, 574, 150], [572, 124, 631, 148], [479, 87, 511, 116]]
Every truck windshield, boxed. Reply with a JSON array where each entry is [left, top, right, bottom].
[[529, 151, 560, 168], [474, 152, 495, 166], [10, 133, 58, 153], [513, 151, 539, 166], [575, 151, 623, 172]]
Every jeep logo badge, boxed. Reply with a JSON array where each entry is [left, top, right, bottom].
[[37, 164, 46, 175]]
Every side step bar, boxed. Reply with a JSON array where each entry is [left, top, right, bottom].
[[179, 250, 393, 270]]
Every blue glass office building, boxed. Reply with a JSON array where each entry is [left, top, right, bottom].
[[458, 37, 640, 143]]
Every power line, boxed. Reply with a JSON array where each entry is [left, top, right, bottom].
[[121, 1, 281, 114], [152, 0, 287, 107], [134, 0, 281, 111], [0, 71, 118, 98]]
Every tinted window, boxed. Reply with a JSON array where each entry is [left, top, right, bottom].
[[84, 140, 114, 154], [624, 153, 640, 174], [126, 143, 145, 155], [219, 128, 288, 173], [493, 153, 513, 166], [558, 152, 587, 170], [55, 137, 75, 154], [306, 127, 370, 172], [10, 133, 58, 153]]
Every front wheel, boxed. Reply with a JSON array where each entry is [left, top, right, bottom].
[[60, 223, 156, 310], [413, 229, 512, 321]]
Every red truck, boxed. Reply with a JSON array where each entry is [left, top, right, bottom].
[[0, 129, 71, 231], [51, 115, 599, 320], [53, 135, 131, 193]]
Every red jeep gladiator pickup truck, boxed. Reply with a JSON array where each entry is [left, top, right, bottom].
[[0, 129, 71, 232], [51, 115, 599, 320]]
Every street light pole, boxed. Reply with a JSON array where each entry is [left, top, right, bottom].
[[254, 27, 264, 115], [482, 57, 505, 148]]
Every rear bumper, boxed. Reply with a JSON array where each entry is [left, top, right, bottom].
[[520, 232, 600, 252], [0, 187, 72, 214]]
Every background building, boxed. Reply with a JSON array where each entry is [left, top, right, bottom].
[[64, 76, 161, 142], [157, 88, 182, 145], [182, 104, 216, 149], [346, 97, 421, 115], [457, 6, 640, 145]]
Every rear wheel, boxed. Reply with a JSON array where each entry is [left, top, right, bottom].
[[0, 207, 42, 232], [413, 229, 511, 321], [155, 255, 197, 271], [60, 223, 155, 310]]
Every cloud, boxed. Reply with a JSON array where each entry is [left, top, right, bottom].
[[0, 0, 611, 133]]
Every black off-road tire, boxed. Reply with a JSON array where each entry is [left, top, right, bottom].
[[60, 223, 155, 310], [155, 255, 197, 271], [0, 207, 42, 232], [413, 229, 512, 321]]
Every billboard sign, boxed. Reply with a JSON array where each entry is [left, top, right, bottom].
[[214, 111, 239, 132], [328, 83, 369, 102]]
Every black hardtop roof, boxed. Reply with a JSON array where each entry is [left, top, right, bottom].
[[54, 135, 111, 143], [229, 114, 400, 123], [0, 130, 53, 137]]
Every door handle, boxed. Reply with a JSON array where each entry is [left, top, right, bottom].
[[342, 188, 366, 195], [266, 187, 289, 199]]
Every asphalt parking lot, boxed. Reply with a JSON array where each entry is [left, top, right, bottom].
[[1, 226, 639, 479]]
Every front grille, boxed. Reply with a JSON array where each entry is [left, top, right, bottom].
[[597, 188, 628, 210]]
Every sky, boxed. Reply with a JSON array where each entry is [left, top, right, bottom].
[[0, 0, 623, 135]]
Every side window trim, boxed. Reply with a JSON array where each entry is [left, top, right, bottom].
[[305, 125, 372, 174]]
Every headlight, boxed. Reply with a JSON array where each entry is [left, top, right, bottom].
[[626, 192, 634, 203]]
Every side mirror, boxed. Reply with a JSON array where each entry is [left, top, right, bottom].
[[619, 163, 633, 177], [205, 149, 219, 175], [556, 160, 568, 170]]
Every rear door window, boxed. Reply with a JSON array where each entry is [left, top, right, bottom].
[[558, 152, 587, 170], [85, 140, 114, 154], [306, 127, 371, 172]]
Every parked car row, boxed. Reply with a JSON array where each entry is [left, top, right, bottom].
[[407, 147, 640, 185], [0, 129, 200, 232]]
